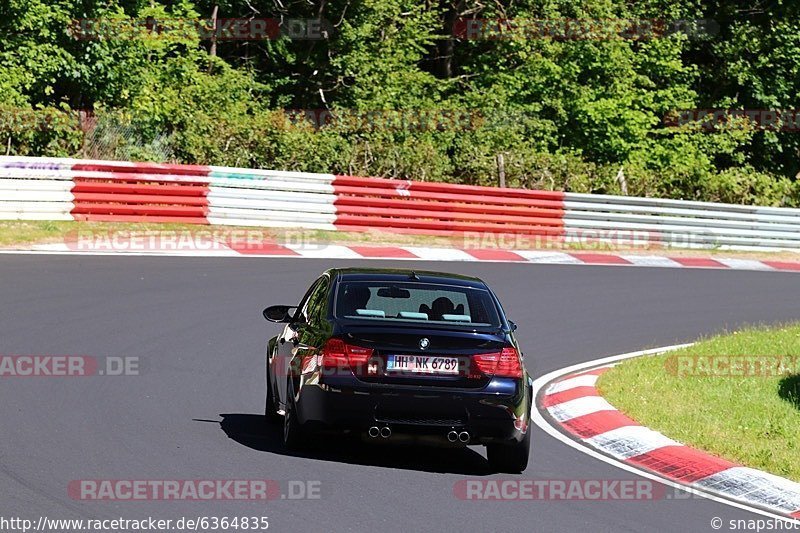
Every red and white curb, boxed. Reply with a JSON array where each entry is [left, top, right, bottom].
[[5, 242, 800, 273], [532, 346, 800, 522]]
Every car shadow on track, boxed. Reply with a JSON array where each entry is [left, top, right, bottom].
[[778, 375, 800, 409], [208, 413, 494, 475]]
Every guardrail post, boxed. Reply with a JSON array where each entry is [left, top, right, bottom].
[[497, 153, 506, 188]]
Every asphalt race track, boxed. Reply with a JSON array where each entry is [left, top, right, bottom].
[[1, 255, 799, 532]]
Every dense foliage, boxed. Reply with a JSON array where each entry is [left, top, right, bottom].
[[1, 0, 798, 205]]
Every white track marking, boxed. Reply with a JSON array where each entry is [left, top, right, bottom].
[[283, 244, 363, 258], [620, 255, 684, 268], [547, 396, 616, 422], [516, 250, 585, 264], [401, 247, 475, 261], [545, 373, 599, 394], [584, 425, 681, 460], [694, 468, 800, 513], [715, 258, 774, 271]]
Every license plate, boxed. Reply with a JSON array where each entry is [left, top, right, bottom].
[[386, 355, 459, 375]]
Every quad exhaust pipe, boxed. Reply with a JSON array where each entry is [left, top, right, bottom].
[[369, 426, 392, 438], [370, 426, 467, 442]]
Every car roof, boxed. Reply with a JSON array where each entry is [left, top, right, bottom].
[[325, 267, 487, 288]]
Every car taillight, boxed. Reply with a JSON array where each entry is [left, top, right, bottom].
[[470, 347, 523, 378], [321, 338, 373, 371]]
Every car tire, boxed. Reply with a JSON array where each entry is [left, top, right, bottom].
[[264, 363, 282, 424], [486, 426, 531, 473], [283, 382, 305, 450]]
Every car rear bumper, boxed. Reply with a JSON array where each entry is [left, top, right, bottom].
[[293, 375, 530, 445]]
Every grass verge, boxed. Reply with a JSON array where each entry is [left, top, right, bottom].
[[1, 220, 800, 259], [0, 221, 454, 249], [598, 324, 800, 481]]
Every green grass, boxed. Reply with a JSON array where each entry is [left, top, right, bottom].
[[0, 221, 456, 249], [598, 324, 800, 481], [0, 221, 220, 247], [1, 220, 799, 259]]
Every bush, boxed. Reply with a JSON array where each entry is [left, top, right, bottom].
[[0, 105, 83, 157]]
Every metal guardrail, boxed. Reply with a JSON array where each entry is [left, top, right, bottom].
[[1, 156, 799, 251]]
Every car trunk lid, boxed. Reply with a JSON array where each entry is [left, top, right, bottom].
[[327, 324, 511, 388]]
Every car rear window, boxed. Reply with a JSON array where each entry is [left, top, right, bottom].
[[334, 281, 501, 328]]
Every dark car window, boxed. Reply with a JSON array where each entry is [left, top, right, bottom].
[[295, 277, 324, 323], [305, 277, 330, 326], [334, 281, 501, 328]]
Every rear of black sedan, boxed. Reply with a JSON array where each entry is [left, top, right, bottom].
[[263, 268, 532, 473]]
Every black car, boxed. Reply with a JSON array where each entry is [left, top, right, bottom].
[[262, 268, 532, 473]]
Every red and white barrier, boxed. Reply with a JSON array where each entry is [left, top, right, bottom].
[[0, 157, 213, 224], [2, 156, 800, 251], [331, 175, 565, 236]]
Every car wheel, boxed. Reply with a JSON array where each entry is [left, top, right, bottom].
[[283, 382, 304, 450], [486, 426, 531, 473], [264, 363, 282, 424]]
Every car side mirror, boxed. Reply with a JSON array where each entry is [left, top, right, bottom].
[[508, 320, 518, 331], [263, 305, 296, 323]]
